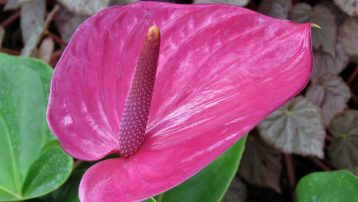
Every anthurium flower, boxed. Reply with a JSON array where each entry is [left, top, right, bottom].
[[47, 2, 312, 202]]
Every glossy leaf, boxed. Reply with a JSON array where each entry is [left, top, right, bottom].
[[22, 146, 73, 198], [258, 0, 292, 19], [296, 170, 358, 202], [289, 3, 336, 55], [239, 134, 282, 192], [47, 161, 94, 202], [312, 42, 348, 79], [47, 2, 312, 201], [334, 0, 358, 16], [156, 137, 246, 202], [306, 74, 351, 126], [49, 169, 83, 202], [259, 96, 325, 158], [339, 17, 358, 63], [0, 53, 73, 201], [328, 110, 358, 174]]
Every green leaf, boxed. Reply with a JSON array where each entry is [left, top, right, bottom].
[[296, 170, 358, 202], [0, 53, 73, 201], [144, 198, 157, 202], [47, 168, 85, 202], [46, 161, 97, 202], [156, 136, 247, 202], [328, 110, 358, 175], [259, 96, 325, 158], [22, 147, 72, 198]]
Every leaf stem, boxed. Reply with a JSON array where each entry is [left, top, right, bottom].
[[309, 157, 332, 171], [73, 160, 83, 170], [46, 31, 67, 46], [0, 47, 20, 55], [283, 153, 296, 202], [0, 11, 20, 28], [347, 65, 358, 85], [283, 153, 296, 187]]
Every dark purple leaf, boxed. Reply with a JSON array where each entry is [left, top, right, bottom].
[[312, 42, 348, 79], [339, 17, 358, 63], [239, 134, 282, 192], [328, 110, 358, 175], [258, 0, 292, 19], [259, 96, 325, 158], [289, 3, 337, 56], [306, 74, 351, 126]]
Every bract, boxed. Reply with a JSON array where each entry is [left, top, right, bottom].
[[47, 2, 312, 201]]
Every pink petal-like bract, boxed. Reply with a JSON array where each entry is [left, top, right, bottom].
[[47, 2, 312, 202]]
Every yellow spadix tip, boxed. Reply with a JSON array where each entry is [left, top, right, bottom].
[[147, 25, 160, 41]]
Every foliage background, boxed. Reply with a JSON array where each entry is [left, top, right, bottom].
[[0, 0, 357, 201]]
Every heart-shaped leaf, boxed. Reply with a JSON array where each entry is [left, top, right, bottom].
[[328, 110, 358, 175], [258, 0, 292, 19], [339, 17, 358, 63], [0, 53, 73, 201], [239, 133, 282, 192], [296, 170, 358, 202], [334, 0, 358, 16], [289, 3, 336, 55], [156, 137, 247, 202], [312, 42, 348, 79], [306, 74, 351, 126], [48, 169, 83, 202], [258, 96, 325, 158]]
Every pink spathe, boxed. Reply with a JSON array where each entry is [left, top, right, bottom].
[[47, 2, 312, 202]]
